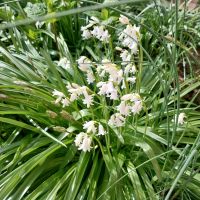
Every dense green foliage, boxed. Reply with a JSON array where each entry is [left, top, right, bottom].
[[0, 0, 200, 199]]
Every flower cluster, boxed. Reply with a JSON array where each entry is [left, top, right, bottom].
[[52, 15, 143, 152], [118, 15, 140, 54], [75, 121, 106, 152], [67, 83, 94, 108], [81, 17, 110, 43], [77, 56, 95, 84], [58, 57, 70, 70], [52, 89, 70, 108], [52, 83, 93, 109], [108, 94, 142, 127], [173, 112, 186, 125]]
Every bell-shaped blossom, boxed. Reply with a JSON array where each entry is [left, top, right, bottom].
[[77, 56, 92, 72], [119, 14, 130, 25], [120, 50, 132, 65], [75, 132, 92, 152], [61, 98, 70, 108], [178, 113, 186, 125], [108, 113, 125, 127], [173, 112, 186, 125], [67, 83, 94, 107], [52, 89, 65, 104], [98, 124, 106, 135], [117, 101, 130, 116], [58, 57, 70, 70], [98, 60, 123, 84], [82, 93, 94, 108], [86, 71, 95, 84], [91, 26, 110, 43], [97, 81, 118, 100], [118, 93, 142, 116], [83, 121, 96, 134], [119, 24, 140, 53], [74, 132, 85, 147], [127, 77, 136, 83], [121, 93, 141, 102], [81, 29, 92, 39], [124, 64, 136, 75], [131, 100, 143, 114]]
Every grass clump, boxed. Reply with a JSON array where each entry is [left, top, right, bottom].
[[0, 0, 200, 200]]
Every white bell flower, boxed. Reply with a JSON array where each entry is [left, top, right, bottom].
[[61, 98, 70, 107], [83, 121, 97, 134], [75, 132, 92, 152], [178, 113, 186, 125], [121, 93, 141, 102], [117, 101, 130, 116], [98, 124, 106, 135], [52, 89, 65, 104], [82, 93, 94, 108], [131, 101, 143, 114], [58, 57, 70, 70], [82, 29, 92, 39], [108, 113, 125, 127], [78, 135, 92, 152], [86, 71, 95, 84], [119, 14, 130, 25], [77, 56, 92, 72], [173, 112, 186, 125]]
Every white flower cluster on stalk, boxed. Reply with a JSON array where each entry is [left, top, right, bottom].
[[77, 56, 95, 84], [53, 15, 142, 152], [173, 112, 186, 125], [81, 17, 110, 43], [67, 83, 94, 108], [118, 15, 140, 54], [52, 90, 70, 107], [75, 121, 106, 152]]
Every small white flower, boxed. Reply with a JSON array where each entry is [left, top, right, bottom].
[[97, 81, 118, 100], [82, 94, 94, 108], [82, 29, 92, 39], [58, 57, 70, 70], [77, 56, 92, 72], [35, 21, 44, 29], [121, 93, 141, 102], [75, 132, 92, 152], [120, 50, 131, 65], [127, 77, 136, 83], [101, 29, 110, 43], [115, 46, 123, 51], [52, 89, 65, 104], [75, 132, 85, 147], [119, 14, 130, 25], [86, 71, 95, 84], [124, 64, 136, 75], [83, 121, 97, 134], [67, 83, 89, 102], [131, 101, 142, 114], [90, 16, 100, 23], [61, 98, 70, 107], [174, 112, 186, 125], [79, 135, 92, 152], [91, 26, 110, 43], [121, 79, 126, 89], [98, 124, 106, 135], [117, 101, 130, 116], [110, 89, 118, 100], [119, 24, 140, 52], [100, 60, 123, 84], [108, 113, 125, 127]]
